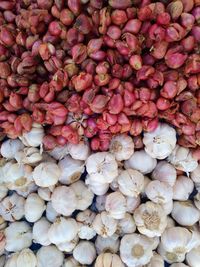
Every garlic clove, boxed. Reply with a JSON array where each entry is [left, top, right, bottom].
[[16, 248, 37, 267]]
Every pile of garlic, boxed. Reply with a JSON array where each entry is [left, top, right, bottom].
[[0, 122, 200, 267]]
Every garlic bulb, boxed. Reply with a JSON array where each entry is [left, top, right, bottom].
[[95, 234, 120, 255], [145, 180, 173, 204], [126, 195, 141, 213], [46, 201, 60, 222], [143, 123, 176, 159], [33, 162, 61, 187], [67, 141, 90, 161], [51, 185, 77, 216], [62, 257, 81, 267], [109, 134, 134, 161], [92, 211, 117, 238], [105, 191, 126, 219], [186, 245, 200, 267], [20, 123, 44, 147], [33, 217, 51, 246], [145, 252, 164, 267], [57, 236, 79, 253], [0, 193, 25, 222], [124, 150, 157, 174], [134, 201, 167, 237], [85, 175, 109, 196], [95, 195, 107, 212], [48, 145, 69, 160], [159, 226, 194, 263], [86, 152, 118, 184], [73, 241, 96, 265], [168, 145, 198, 172], [152, 161, 177, 187], [5, 253, 19, 267], [160, 200, 174, 215], [191, 164, 200, 184], [38, 186, 53, 201], [0, 185, 8, 201], [173, 176, 194, 201], [58, 156, 84, 185], [117, 169, 144, 197], [95, 253, 125, 267], [2, 162, 28, 185], [37, 245, 64, 267], [171, 201, 200, 226], [24, 193, 46, 222], [76, 210, 96, 240], [16, 249, 37, 267], [15, 147, 42, 165], [166, 216, 176, 228], [5, 221, 32, 252], [116, 213, 136, 236], [48, 217, 78, 245], [70, 181, 94, 210], [1, 139, 24, 159], [120, 233, 154, 267]]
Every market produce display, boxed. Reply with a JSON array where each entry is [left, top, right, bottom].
[[0, 0, 200, 266]]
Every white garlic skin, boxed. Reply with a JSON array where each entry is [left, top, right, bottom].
[[70, 180, 94, 210], [0, 192, 25, 222], [48, 217, 78, 245], [95, 234, 120, 255], [1, 139, 24, 159], [117, 169, 144, 197], [171, 201, 200, 226], [160, 200, 174, 215], [5, 221, 32, 252], [120, 233, 154, 267], [152, 161, 177, 187], [16, 248, 37, 267], [117, 213, 136, 236], [56, 236, 79, 253], [191, 164, 200, 180], [51, 185, 77, 216], [173, 176, 194, 201], [46, 201, 60, 222], [36, 245, 64, 267], [86, 152, 118, 184], [48, 145, 69, 160], [134, 201, 167, 237], [85, 175, 109, 196], [73, 241, 96, 265], [24, 193, 46, 222], [0, 185, 8, 201], [76, 210, 96, 240], [58, 156, 84, 185], [67, 141, 90, 161], [33, 162, 61, 187], [145, 252, 164, 267], [95, 253, 125, 267], [20, 123, 44, 147], [109, 134, 134, 161], [62, 257, 80, 267], [168, 145, 198, 172], [124, 150, 157, 174], [145, 180, 173, 204], [143, 123, 176, 159], [38, 186, 53, 201], [5, 252, 19, 267], [15, 147, 42, 165], [92, 211, 117, 238], [186, 245, 200, 267], [105, 191, 126, 219], [126, 195, 141, 213], [33, 217, 51, 246], [95, 195, 107, 212]]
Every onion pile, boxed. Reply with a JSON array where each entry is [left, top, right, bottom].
[[0, 0, 199, 151]]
